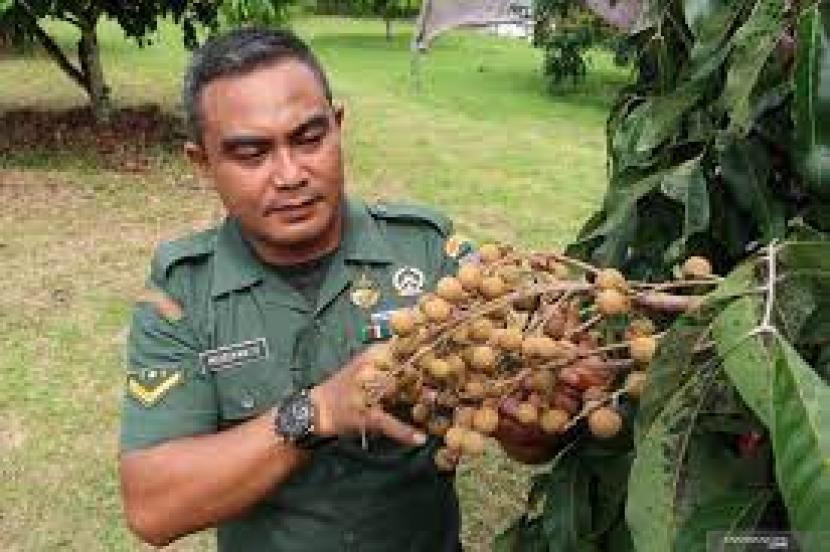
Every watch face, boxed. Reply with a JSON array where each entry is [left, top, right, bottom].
[[279, 393, 314, 440]]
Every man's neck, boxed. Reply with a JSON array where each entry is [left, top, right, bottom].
[[243, 216, 344, 268]]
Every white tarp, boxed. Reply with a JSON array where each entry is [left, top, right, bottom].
[[412, 0, 530, 50]]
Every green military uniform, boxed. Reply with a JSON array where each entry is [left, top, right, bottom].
[[120, 197, 463, 552]]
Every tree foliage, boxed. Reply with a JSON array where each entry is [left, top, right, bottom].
[[501, 1, 830, 550]]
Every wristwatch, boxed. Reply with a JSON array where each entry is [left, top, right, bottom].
[[274, 388, 336, 450]]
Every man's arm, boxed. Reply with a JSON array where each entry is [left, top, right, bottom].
[[119, 348, 424, 547]]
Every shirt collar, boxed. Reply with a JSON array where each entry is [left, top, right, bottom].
[[210, 197, 393, 298]]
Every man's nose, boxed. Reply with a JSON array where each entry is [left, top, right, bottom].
[[271, 147, 305, 189]]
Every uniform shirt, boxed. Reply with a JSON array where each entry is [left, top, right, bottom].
[[120, 198, 462, 552]]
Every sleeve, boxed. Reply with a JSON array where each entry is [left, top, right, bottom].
[[119, 261, 219, 452]]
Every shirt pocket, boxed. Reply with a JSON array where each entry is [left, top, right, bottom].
[[213, 357, 293, 422]]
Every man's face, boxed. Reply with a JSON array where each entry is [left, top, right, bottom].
[[188, 60, 345, 262]]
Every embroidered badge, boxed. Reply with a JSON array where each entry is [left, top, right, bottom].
[[444, 234, 474, 260], [360, 310, 395, 343], [199, 338, 269, 374], [127, 368, 183, 407], [392, 266, 425, 297], [350, 273, 380, 310], [136, 286, 183, 322]]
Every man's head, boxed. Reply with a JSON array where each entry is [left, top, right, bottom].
[[183, 28, 345, 265]]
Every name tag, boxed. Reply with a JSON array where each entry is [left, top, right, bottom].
[[199, 338, 269, 374]]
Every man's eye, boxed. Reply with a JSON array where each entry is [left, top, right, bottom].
[[298, 132, 325, 146], [234, 148, 266, 160]]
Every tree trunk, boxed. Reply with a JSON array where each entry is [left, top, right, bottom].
[[385, 16, 392, 40], [78, 20, 110, 124]]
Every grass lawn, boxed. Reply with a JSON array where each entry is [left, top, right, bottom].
[[0, 15, 629, 551]]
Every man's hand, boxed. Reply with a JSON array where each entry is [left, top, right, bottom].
[[310, 346, 427, 447]]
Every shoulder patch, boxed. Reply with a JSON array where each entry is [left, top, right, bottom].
[[152, 227, 218, 277], [369, 203, 453, 237]]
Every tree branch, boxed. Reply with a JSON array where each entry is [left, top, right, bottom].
[[17, 1, 90, 93]]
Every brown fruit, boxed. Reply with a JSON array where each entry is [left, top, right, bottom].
[[529, 370, 555, 392], [451, 326, 470, 344], [427, 358, 453, 380], [464, 379, 487, 399], [470, 345, 497, 372], [513, 295, 538, 311], [444, 426, 466, 450], [436, 276, 465, 302], [625, 371, 648, 398], [588, 407, 623, 439], [515, 402, 539, 425], [389, 309, 417, 336], [434, 447, 458, 472], [629, 335, 658, 364], [494, 327, 524, 352], [422, 297, 452, 322], [457, 264, 483, 291], [522, 336, 558, 359], [454, 406, 476, 428], [595, 268, 627, 290], [543, 310, 567, 339], [472, 406, 499, 434], [682, 256, 713, 279], [548, 261, 570, 280], [498, 265, 522, 285], [446, 354, 466, 377], [596, 288, 631, 316], [540, 409, 570, 434], [625, 317, 656, 340], [478, 243, 502, 263], [391, 336, 418, 358], [460, 430, 487, 455], [411, 402, 431, 424], [469, 318, 495, 342], [479, 275, 506, 299], [416, 350, 437, 371]]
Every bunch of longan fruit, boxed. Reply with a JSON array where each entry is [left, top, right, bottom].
[[363, 244, 715, 470]]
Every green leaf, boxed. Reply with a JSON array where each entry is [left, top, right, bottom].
[[794, 2, 830, 198], [0, 0, 13, 15], [674, 489, 773, 551], [541, 454, 593, 551], [660, 155, 710, 254], [779, 241, 830, 274], [627, 364, 720, 552], [718, 137, 786, 242], [617, 88, 702, 157], [771, 338, 830, 535], [722, 0, 787, 134], [712, 296, 773, 427]]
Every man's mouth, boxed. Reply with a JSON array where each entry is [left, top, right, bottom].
[[265, 196, 320, 215]]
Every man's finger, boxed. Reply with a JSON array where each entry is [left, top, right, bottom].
[[367, 408, 426, 446]]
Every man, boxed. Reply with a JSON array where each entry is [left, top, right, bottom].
[[119, 27, 568, 551]]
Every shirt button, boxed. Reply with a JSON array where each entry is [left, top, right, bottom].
[[240, 396, 255, 410]]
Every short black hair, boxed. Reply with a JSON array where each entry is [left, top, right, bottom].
[[182, 27, 333, 143]]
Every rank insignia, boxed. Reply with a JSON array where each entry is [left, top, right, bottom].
[[127, 368, 182, 407], [361, 310, 395, 343], [392, 266, 425, 297], [350, 273, 380, 310], [444, 234, 475, 261]]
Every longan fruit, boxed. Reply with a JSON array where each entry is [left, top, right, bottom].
[[596, 288, 631, 316], [478, 243, 502, 263], [422, 297, 452, 322], [588, 407, 623, 439], [479, 275, 506, 299], [416, 350, 437, 371], [513, 295, 538, 311], [454, 406, 476, 428], [528, 370, 555, 392], [369, 345, 394, 371], [629, 335, 658, 364], [495, 327, 524, 352], [427, 358, 453, 379], [535, 337, 560, 359], [451, 326, 470, 344], [411, 402, 431, 424], [469, 318, 495, 342], [446, 354, 466, 377], [460, 430, 487, 455], [515, 402, 539, 425], [434, 447, 458, 472], [464, 379, 487, 399], [444, 426, 466, 450], [436, 276, 465, 302], [472, 406, 499, 434], [682, 256, 713, 279], [391, 336, 418, 358], [497, 265, 522, 285], [470, 345, 497, 372], [540, 409, 570, 434], [428, 416, 452, 437], [389, 309, 417, 336], [595, 268, 627, 290], [543, 311, 566, 339], [626, 317, 656, 339], [625, 371, 648, 398], [457, 264, 483, 291], [548, 261, 570, 280]]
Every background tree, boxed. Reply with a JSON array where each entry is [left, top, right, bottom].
[[0, 1, 224, 123]]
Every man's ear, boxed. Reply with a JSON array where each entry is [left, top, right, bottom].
[[333, 103, 345, 128], [184, 141, 211, 182]]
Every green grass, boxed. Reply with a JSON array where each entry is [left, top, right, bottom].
[[0, 15, 628, 552]]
